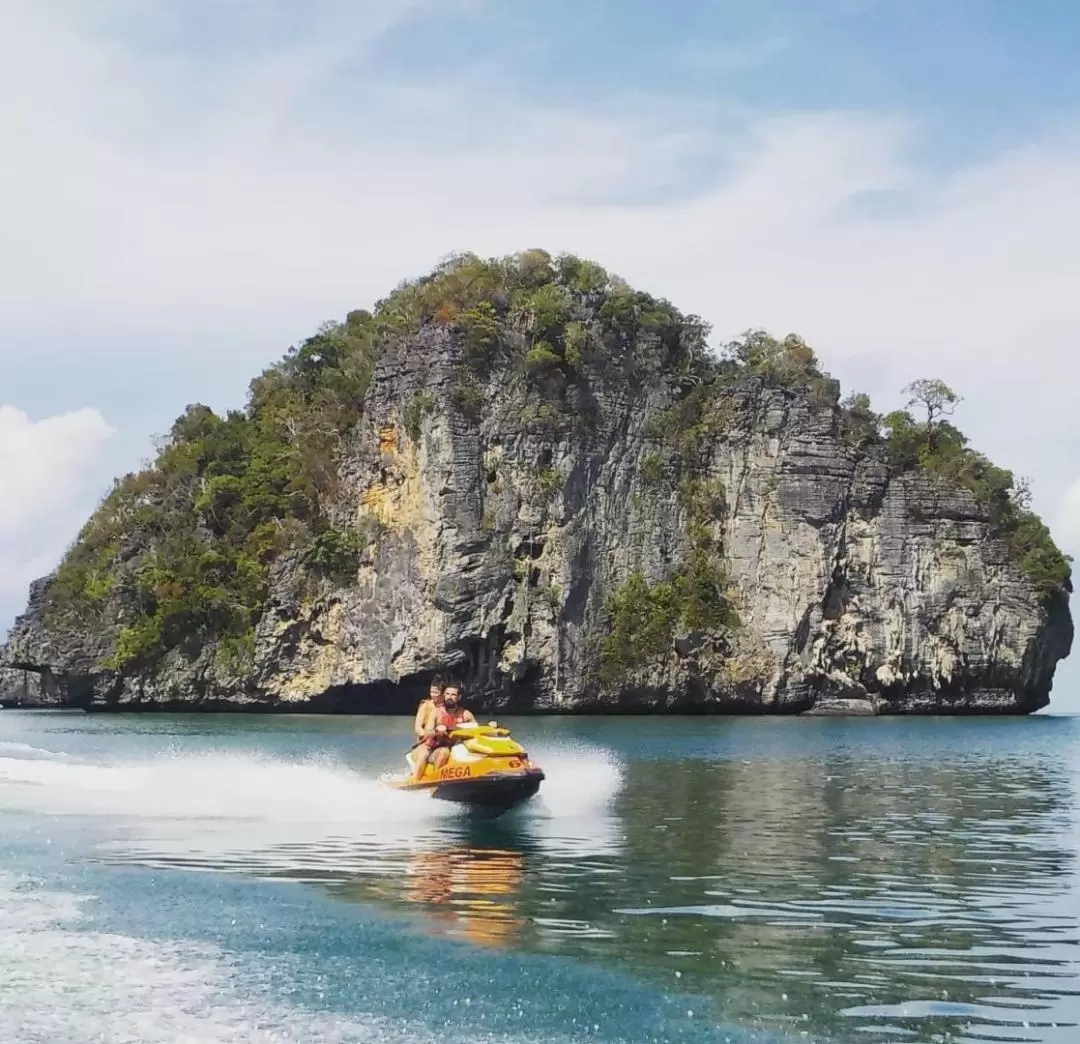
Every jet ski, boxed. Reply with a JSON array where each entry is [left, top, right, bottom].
[[386, 722, 544, 817]]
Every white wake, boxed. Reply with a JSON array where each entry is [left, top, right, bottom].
[[0, 738, 626, 874]]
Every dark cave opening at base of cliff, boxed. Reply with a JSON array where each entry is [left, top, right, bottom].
[[305, 669, 552, 715]]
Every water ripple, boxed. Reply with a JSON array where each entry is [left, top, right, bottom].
[[5, 713, 1080, 1042]]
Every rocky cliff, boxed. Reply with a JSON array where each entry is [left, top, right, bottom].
[[1, 251, 1072, 713]]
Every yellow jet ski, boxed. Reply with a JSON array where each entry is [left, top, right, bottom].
[[386, 722, 544, 817]]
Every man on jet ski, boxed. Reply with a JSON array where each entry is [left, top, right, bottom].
[[434, 684, 476, 745], [410, 682, 476, 781]]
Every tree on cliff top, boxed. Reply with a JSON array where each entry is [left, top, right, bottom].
[[903, 378, 961, 447]]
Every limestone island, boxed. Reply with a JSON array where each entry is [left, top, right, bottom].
[[1, 251, 1072, 715]]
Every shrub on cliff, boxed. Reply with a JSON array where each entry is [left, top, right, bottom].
[[599, 557, 739, 683], [880, 380, 1071, 599]]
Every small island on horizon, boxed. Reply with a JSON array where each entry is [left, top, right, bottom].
[[1, 249, 1072, 715]]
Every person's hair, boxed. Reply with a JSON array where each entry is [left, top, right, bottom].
[[429, 674, 446, 689]]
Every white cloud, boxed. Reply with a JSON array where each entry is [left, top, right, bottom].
[[1055, 480, 1080, 559], [0, 406, 115, 597], [0, 0, 1078, 650]]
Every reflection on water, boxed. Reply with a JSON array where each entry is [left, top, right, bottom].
[[273, 750, 1078, 1042], [28, 717, 1080, 1044], [344, 845, 527, 948]]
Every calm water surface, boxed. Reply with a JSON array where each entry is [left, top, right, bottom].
[[2, 710, 1080, 1043]]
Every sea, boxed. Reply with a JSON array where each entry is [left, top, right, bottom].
[[2, 708, 1080, 1044]]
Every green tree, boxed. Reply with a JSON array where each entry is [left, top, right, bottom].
[[840, 391, 880, 447], [903, 378, 960, 447], [722, 330, 824, 386]]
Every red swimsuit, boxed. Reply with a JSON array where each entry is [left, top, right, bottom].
[[424, 705, 466, 749]]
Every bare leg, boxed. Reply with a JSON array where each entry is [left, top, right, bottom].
[[431, 747, 451, 771], [411, 744, 432, 781]]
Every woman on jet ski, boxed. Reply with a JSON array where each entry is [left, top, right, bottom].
[[413, 678, 445, 742]]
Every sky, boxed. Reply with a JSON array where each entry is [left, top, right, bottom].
[[2, 0, 1079, 705]]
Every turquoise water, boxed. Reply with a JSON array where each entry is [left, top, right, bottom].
[[2, 711, 1080, 1043]]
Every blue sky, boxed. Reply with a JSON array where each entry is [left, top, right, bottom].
[[2, 0, 1079, 705]]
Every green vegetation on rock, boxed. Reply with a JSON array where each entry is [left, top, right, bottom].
[[599, 557, 739, 684], [39, 250, 1069, 685], [839, 379, 1071, 599], [51, 313, 382, 670], [600, 475, 738, 683], [639, 453, 665, 487], [647, 383, 733, 472], [403, 391, 436, 443], [536, 467, 563, 500]]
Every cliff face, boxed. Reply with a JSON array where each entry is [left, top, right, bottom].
[[1, 252, 1072, 713]]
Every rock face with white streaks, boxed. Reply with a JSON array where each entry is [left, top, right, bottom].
[[1, 255, 1071, 713]]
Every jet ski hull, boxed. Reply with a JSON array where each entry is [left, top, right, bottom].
[[389, 768, 544, 817], [429, 769, 544, 815]]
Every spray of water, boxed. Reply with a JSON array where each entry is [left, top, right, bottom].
[[0, 738, 626, 875], [1, 747, 424, 823], [0, 741, 621, 819]]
